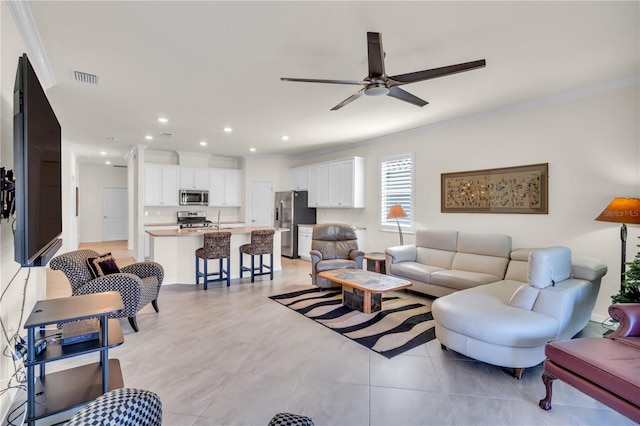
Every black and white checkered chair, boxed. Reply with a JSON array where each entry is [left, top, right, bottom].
[[50, 250, 163, 332], [268, 412, 314, 426], [65, 388, 162, 426]]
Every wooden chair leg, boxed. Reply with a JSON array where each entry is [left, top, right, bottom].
[[513, 368, 524, 379], [251, 255, 255, 283], [226, 257, 231, 287], [128, 316, 139, 332], [539, 370, 556, 410]]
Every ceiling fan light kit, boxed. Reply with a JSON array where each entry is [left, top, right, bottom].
[[281, 32, 486, 110]]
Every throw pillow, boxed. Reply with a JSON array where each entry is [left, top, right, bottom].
[[508, 284, 540, 310], [87, 253, 121, 279]]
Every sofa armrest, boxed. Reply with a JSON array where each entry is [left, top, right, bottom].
[[121, 262, 164, 285], [571, 254, 608, 282], [385, 245, 417, 264], [607, 303, 640, 339], [310, 250, 323, 286], [349, 250, 365, 269]]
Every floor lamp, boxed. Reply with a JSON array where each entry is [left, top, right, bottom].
[[387, 204, 408, 245], [595, 197, 640, 290]]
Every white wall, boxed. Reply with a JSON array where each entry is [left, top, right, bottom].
[[291, 82, 639, 321], [78, 164, 127, 242], [0, 4, 47, 420]]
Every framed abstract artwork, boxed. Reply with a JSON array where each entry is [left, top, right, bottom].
[[441, 163, 548, 214]]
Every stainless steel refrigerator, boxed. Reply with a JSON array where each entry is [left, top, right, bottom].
[[275, 191, 316, 258]]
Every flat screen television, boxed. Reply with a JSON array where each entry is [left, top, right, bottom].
[[14, 53, 62, 266]]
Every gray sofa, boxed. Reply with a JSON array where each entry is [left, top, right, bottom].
[[385, 229, 512, 297], [386, 230, 608, 378]]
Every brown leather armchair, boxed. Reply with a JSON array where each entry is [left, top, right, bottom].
[[310, 223, 364, 288]]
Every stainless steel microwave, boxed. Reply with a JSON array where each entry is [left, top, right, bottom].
[[179, 189, 209, 206]]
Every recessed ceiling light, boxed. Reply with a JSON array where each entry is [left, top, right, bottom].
[[105, 161, 111, 165], [281, 135, 289, 141], [224, 127, 233, 133], [100, 151, 107, 156], [145, 135, 153, 140], [158, 117, 168, 123], [200, 141, 207, 146], [250, 148, 256, 152]]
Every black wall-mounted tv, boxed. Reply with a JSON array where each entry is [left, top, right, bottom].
[[14, 53, 62, 267]]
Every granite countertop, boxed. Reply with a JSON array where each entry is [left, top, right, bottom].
[[298, 224, 366, 230], [147, 226, 287, 237]]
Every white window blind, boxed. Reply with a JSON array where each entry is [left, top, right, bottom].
[[381, 154, 414, 230]]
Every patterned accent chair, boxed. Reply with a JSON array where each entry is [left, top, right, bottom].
[[311, 223, 364, 288], [239, 229, 275, 282], [268, 412, 315, 426], [65, 388, 162, 426], [50, 250, 163, 332], [195, 231, 232, 289]]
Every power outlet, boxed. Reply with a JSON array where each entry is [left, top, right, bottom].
[[144, 211, 149, 216], [156, 211, 161, 216]]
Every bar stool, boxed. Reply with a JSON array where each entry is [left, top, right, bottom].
[[239, 229, 275, 282], [195, 231, 231, 289]]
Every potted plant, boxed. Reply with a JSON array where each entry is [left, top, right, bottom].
[[612, 238, 640, 303]]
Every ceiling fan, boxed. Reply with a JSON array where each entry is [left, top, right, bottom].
[[281, 32, 486, 111]]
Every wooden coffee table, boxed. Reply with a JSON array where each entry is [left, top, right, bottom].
[[317, 269, 412, 313]]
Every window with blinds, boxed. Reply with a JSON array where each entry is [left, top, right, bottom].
[[380, 154, 414, 231]]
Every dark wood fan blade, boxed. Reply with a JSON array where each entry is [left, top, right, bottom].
[[387, 87, 428, 107], [281, 77, 363, 85], [331, 88, 365, 111], [389, 59, 486, 85], [367, 32, 385, 78]]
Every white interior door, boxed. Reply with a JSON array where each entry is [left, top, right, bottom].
[[250, 181, 273, 226], [103, 187, 128, 241]]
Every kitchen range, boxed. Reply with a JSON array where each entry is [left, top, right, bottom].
[[177, 211, 213, 229]]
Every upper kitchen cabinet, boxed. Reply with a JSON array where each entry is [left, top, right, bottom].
[[144, 163, 179, 206], [209, 168, 242, 207], [308, 157, 365, 208], [180, 167, 210, 190], [291, 166, 308, 190]]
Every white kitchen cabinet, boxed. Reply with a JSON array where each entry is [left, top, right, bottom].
[[297, 225, 313, 261], [144, 164, 179, 206], [291, 166, 308, 190], [179, 167, 209, 190], [307, 163, 329, 207], [307, 157, 365, 208], [209, 168, 241, 207]]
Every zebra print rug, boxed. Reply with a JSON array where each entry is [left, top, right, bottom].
[[269, 287, 436, 358]]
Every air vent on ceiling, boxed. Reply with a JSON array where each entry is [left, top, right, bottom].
[[72, 70, 98, 85], [113, 165, 127, 168], [158, 132, 173, 138]]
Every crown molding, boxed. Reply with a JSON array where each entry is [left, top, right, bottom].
[[7, 1, 56, 89]]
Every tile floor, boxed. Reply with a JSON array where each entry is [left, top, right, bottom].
[[39, 242, 636, 425]]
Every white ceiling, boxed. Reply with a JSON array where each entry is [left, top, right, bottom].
[[22, 1, 640, 166]]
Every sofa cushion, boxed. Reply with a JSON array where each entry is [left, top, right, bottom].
[[508, 284, 540, 310], [504, 249, 535, 282], [416, 248, 456, 270], [430, 269, 503, 291], [315, 259, 359, 272], [389, 261, 446, 283], [545, 338, 640, 407], [451, 253, 510, 278], [415, 229, 457, 251], [456, 232, 512, 258], [529, 246, 572, 289]]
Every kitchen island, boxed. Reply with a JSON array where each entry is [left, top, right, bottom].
[[146, 227, 287, 284]]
